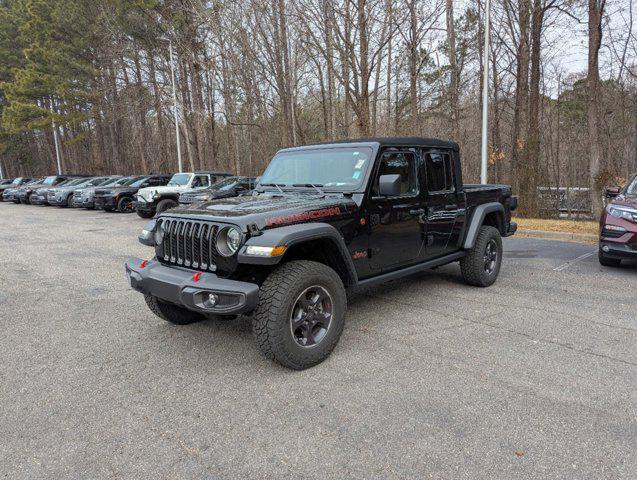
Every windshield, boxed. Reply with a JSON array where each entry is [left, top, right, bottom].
[[11, 178, 23, 185], [129, 177, 150, 188], [42, 176, 58, 186], [65, 178, 89, 186], [168, 173, 191, 186], [97, 177, 117, 186], [118, 176, 144, 187], [259, 147, 373, 191], [625, 175, 637, 195], [211, 177, 239, 191], [111, 177, 131, 186], [85, 177, 108, 186]]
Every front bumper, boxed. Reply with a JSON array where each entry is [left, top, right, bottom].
[[599, 241, 637, 260], [94, 196, 117, 210], [125, 258, 260, 315], [47, 194, 66, 206], [76, 196, 95, 208], [29, 194, 49, 205]]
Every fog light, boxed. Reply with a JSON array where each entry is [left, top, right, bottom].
[[207, 293, 218, 306], [602, 245, 610, 253]]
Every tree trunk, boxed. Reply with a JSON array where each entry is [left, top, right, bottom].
[[588, 0, 606, 216], [511, 0, 531, 199], [446, 0, 460, 141], [524, 0, 543, 216]]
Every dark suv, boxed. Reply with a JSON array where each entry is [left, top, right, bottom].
[[94, 175, 171, 212], [599, 174, 637, 266]]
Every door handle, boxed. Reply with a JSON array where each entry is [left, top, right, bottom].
[[409, 208, 425, 215], [444, 204, 458, 211]]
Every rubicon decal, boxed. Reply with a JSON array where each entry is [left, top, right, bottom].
[[266, 207, 342, 227]]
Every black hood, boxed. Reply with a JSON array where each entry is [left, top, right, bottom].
[[95, 186, 139, 195], [162, 193, 357, 230]]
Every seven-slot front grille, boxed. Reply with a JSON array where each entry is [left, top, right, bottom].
[[157, 218, 218, 271]]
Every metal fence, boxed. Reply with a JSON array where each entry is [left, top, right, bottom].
[[537, 187, 594, 218]]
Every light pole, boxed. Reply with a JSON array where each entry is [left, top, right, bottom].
[[480, 0, 490, 184], [168, 39, 183, 173], [51, 101, 63, 175]]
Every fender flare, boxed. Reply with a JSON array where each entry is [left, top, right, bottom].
[[462, 202, 505, 249], [238, 222, 358, 284]]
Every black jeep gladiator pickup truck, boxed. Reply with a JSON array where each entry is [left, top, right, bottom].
[[126, 138, 517, 369]]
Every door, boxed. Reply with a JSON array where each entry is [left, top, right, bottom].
[[369, 150, 425, 270], [422, 150, 459, 257]]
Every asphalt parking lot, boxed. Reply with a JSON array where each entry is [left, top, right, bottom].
[[1, 202, 635, 479]]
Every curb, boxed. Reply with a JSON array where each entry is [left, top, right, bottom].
[[517, 229, 597, 244]]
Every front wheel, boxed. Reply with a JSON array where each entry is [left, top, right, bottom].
[[460, 225, 503, 287], [598, 251, 621, 267], [156, 198, 178, 214], [144, 295, 205, 325], [117, 196, 134, 213], [252, 260, 347, 370]]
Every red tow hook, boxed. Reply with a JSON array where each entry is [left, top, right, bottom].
[[140, 259, 149, 269], [193, 272, 202, 282]]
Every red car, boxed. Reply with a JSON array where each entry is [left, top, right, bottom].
[[599, 173, 637, 266]]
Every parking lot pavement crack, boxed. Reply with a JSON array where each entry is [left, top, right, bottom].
[[473, 319, 637, 368], [371, 294, 636, 367], [438, 295, 637, 333]]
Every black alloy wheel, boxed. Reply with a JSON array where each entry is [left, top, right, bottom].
[[484, 239, 498, 275], [117, 196, 134, 213], [290, 286, 333, 347]]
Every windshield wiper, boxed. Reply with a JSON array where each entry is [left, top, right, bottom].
[[259, 183, 286, 194], [293, 183, 325, 196]]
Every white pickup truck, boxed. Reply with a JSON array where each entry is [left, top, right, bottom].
[[134, 171, 232, 218]]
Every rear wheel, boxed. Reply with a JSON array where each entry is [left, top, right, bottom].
[[117, 196, 134, 213], [144, 295, 205, 325], [460, 226, 503, 287], [252, 260, 347, 370], [598, 250, 621, 267], [156, 198, 178, 214]]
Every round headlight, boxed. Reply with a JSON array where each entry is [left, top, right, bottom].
[[216, 226, 242, 257]]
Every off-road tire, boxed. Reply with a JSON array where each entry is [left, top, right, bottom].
[[156, 198, 178, 214], [598, 251, 620, 267], [136, 209, 154, 219], [117, 196, 134, 213], [460, 225, 503, 287], [252, 260, 347, 370], [144, 294, 205, 325]]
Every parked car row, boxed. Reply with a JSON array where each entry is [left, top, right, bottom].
[[1, 171, 258, 217]]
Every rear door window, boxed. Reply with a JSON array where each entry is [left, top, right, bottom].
[[424, 152, 454, 193]]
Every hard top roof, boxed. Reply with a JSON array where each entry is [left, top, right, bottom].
[[283, 136, 459, 151]]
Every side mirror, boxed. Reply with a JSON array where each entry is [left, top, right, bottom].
[[141, 182, 149, 188], [605, 187, 620, 198], [378, 174, 402, 197]]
